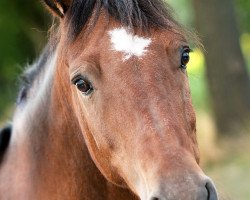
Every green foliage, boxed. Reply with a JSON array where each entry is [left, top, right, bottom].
[[205, 135, 250, 199], [236, 0, 250, 33], [167, 0, 195, 27], [167, 0, 250, 34], [0, 1, 50, 117]]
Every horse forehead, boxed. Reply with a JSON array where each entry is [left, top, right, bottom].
[[108, 28, 152, 61]]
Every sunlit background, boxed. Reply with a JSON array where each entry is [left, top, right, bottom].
[[0, 0, 250, 199]]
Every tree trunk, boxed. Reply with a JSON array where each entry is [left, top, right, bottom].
[[192, 0, 250, 135]]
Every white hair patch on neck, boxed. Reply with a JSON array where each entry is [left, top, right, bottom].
[[109, 28, 152, 61]]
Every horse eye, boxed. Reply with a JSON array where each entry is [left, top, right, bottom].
[[17, 86, 28, 104], [74, 78, 93, 95], [180, 48, 190, 69]]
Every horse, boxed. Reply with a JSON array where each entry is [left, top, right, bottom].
[[0, 0, 218, 199]]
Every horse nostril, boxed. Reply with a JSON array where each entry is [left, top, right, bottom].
[[205, 179, 218, 200], [150, 197, 160, 200]]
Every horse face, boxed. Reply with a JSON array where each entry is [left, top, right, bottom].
[[58, 15, 217, 199]]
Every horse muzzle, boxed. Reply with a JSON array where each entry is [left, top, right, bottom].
[[139, 175, 218, 200]]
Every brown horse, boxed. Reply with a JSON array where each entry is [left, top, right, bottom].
[[0, 0, 218, 199]]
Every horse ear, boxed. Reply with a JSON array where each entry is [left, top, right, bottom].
[[43, 0, 72, 18]]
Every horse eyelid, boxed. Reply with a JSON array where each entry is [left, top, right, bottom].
[[181, 46, 192, 53], [71, 74, 93, 86], [71, 74, 83, 85]]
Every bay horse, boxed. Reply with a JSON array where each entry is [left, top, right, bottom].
[[0, 0, 218, 199]]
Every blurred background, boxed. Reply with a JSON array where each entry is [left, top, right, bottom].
[[0, 0, 249, 199]]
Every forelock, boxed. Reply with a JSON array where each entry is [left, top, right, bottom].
[[66, 0, 180, 40]]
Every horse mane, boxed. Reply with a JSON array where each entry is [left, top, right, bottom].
[[67, 0, 178, 39]]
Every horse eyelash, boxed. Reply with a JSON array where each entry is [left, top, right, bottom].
[[20, 74, 31, 85], [182, 46, 192, 53], [17, 86, 28, 105], [16, 74, 32, 104]]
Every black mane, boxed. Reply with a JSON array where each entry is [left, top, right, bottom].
[[67, 0, 177, 39]]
